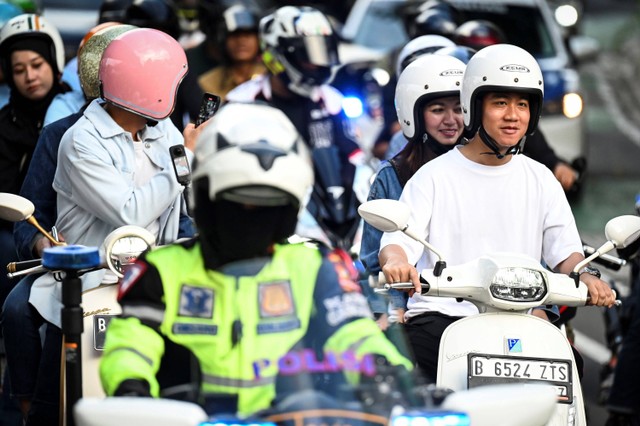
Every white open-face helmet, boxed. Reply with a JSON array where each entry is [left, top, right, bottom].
[[395, 34, 455, 76], [461, 43, 544, 138], [0, 13, 65, 76], [259, 5, 339, 97], [395, 54, 465, 142], [191, 102, 313, 210]]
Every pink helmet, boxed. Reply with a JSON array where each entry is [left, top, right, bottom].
[[99, 27, 187, 120]]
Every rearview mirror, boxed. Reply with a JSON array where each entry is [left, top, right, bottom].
[[0, 192, 35, 222], [357, 199, 410, 233], [605, 215, 640, 249], [102, 226, 156, 278], [573, 214, 640, 275]]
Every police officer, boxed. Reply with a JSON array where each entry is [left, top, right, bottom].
[[99, 102, 412, 416]]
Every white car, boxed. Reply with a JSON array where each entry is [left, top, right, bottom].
[[342, 0, 599, 166]]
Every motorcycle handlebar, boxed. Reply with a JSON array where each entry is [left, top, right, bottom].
[[583, 244, 627, 270], [6, 258, 42, 274]]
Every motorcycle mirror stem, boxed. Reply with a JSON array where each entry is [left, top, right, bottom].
[[358, 199, 446, 276], [0, 192, 64, 246], [571, 214, 640, 286]]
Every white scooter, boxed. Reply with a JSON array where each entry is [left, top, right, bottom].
[[358, 198, 640, 426], [0, 192, 155, 425]]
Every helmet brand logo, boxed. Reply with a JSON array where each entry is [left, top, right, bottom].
[[500, 64, 530, 73], [440, 69, 463, 76]]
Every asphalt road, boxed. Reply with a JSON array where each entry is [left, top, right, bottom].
[[564, 1, 640, 423]]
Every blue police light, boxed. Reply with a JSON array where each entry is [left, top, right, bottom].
[[342, 95, 364, 118], [201, 420, 276, 426], [391, 411, 471, 426]]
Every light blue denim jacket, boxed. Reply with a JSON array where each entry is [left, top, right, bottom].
[[359, 161, 407, 312], [30, 99, 190, 327]]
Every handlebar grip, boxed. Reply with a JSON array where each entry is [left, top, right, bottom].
[[6, 258, 42, 274], [585, 289, 622, 307], [582, 244, 626, 270]]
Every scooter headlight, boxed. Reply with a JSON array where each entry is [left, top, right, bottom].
[[489, 267, 547, 302], [391, 411, 470, 426]]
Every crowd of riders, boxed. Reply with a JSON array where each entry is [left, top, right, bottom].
[[0, 1, 637, 426]]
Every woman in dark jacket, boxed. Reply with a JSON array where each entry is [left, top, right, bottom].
[[0, 14, 69, 286], [0, 16, 69, 423]]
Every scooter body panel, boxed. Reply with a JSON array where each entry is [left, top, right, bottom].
[[436, 312, 586, 426], [80, 283, 121, 397]]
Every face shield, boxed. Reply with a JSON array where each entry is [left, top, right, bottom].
[[279, 34, 339, 85]]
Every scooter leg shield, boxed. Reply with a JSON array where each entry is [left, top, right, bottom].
[[436, 312, 587, 426]]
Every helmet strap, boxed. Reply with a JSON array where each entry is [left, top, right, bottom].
[[478, 126, 522, 159]]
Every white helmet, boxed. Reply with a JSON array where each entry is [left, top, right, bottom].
[[0, 13, 65, 76], [395, 54, 465, 142], [395, 34, 455, 76], [260, 5, 339, 97], [191, 102, 313, 209], [461, 43, 544, 138]]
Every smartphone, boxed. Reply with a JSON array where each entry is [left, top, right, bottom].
[[195, 92, 221, 127], [169, 144, 191, 186]]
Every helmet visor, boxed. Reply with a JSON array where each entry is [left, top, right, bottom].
[[226, 9, 258, 32], [279, 35, 339, 68]]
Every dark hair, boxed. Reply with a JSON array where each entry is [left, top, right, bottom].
[[391, 138, 441, 188]]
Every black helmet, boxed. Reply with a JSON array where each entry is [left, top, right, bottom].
[[197, 0, 223, 41], [123, 0, 181, 40], [454, 20, 506, 51], [98, 0, 133, 24], [409, 7, 457, 39]]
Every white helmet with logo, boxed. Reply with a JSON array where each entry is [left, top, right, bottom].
[[395, 34, 455, 76], [192, 101, 313, 209], [395, 53, 465, 142], [461, 43, 544, 138]]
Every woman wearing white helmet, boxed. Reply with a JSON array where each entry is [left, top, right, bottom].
[[378, 44, 615, 382], [360, 54, 465, 329], [375, 34, 455, 160]]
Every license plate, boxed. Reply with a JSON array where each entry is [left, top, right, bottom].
[[468, 353, 573, 404], [93, 315, 117, 351]]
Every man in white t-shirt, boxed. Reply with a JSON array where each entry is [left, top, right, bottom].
[[378, 43, 615, 381]]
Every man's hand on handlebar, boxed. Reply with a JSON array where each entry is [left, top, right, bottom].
[[582, 274, 617, 308]]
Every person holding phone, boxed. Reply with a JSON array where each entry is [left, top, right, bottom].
[[2, 25, 204, 426]]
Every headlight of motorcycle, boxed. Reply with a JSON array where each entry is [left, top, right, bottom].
[[391, 411, 470, 426], [489, 267, 547, 302], [543, 93, 583, 118]]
